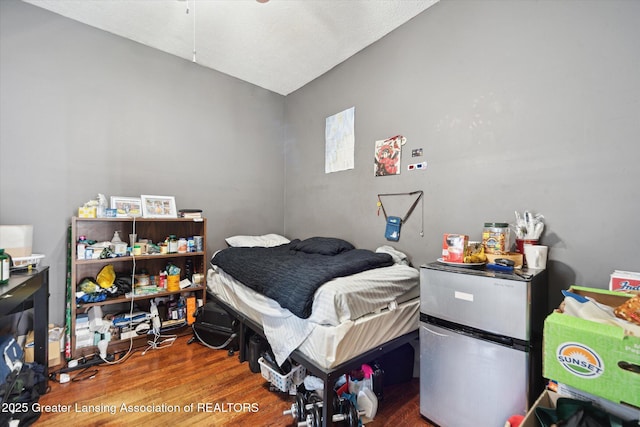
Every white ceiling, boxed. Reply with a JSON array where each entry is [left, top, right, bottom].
[[23, 0, 438, 95]]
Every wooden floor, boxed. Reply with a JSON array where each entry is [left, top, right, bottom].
[[36, 335, 434, 426]]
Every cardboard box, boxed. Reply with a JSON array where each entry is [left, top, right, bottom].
[[520, 389, 559, 427], [24, 327, 62, 367], [543, 286, 640, 408], [522, 387, 638, 427], [609, 270, 640, 292], [556, 382, 640, 421], [78, 206, 97, 218], [441, 234, 468, 263], [0, 225, 33, 258]]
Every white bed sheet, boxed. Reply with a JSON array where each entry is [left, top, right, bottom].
[[206, 263, 419, 366], [294, 298, 419, 369]]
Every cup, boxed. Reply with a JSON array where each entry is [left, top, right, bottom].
[[516, 238, 539, 266], [129, 233, 137, 248], [516, 238, 539, 255], [523, 245, 548, 270]]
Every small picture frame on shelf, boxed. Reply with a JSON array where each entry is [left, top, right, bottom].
[[141, 195, 177, 218], [110, 196, 142, 218]]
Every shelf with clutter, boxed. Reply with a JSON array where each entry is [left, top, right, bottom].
[[69, 215, 207, 359]]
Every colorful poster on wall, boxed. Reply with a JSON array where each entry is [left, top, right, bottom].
[[374, 135, 405, 176], [325, 106, 355, 173]]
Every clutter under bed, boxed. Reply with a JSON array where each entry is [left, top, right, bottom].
[[206, 235, 420, 426]]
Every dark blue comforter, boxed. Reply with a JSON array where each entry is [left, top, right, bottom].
[[210, 238, 393, 319]]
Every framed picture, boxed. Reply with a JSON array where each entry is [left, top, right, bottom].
[[141, 195, 177, 218], [110, 196, 142, 218]]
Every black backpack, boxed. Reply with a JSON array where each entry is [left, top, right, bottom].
[[0, 363, 46, 427]]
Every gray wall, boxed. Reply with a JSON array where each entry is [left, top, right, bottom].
[[0, 0, 285, 325], [2, 0, 639, 327], [283, 0, 640, 308]]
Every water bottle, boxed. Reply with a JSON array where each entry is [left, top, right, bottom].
[[0, 249, 10, 285]]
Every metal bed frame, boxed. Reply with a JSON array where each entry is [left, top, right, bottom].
[[207, 293, 419, 426]]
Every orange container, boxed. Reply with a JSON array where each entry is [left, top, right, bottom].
[[167, 275, 180, 291]]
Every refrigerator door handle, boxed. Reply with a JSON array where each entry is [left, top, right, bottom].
[[422, 325, 449, 337]]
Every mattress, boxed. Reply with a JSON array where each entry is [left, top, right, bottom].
[[206, 263, 420, 368]]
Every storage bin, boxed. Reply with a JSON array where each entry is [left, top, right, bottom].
[[258, 357, 306, 394], [11, 254, 45, 268]]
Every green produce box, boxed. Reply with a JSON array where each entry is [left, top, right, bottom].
[[543, 286, 640, 409]]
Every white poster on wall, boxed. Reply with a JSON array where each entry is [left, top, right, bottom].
[[325, 106, 355, 173]]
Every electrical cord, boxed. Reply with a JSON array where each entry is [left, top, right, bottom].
[[70, 366, 98, 382], [141, 332, 177, 356], [98, 345, 134, 365]]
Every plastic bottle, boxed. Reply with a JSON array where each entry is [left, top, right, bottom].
[[168, 235, 178, 253], [111, 231, 123, 243], [177, 237, 187, 254], [97, 194, 108, 218], [158, 271, 167, 289], [0, 249, 10, 285]]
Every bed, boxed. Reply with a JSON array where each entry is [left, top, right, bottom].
[[206, 235, 420, 426]]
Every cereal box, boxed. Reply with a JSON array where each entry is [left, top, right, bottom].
[[609, 270, 640, 292], [442, 234, 469, 263]]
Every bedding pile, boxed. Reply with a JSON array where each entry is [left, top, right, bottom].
[[210, 237, 394, 319]]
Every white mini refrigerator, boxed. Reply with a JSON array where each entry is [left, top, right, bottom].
[[419, 263, 547, 427]]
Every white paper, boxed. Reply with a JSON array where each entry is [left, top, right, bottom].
[[325, 106, 355, 173]]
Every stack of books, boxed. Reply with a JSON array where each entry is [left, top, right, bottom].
[[179, 209, 203, 219]]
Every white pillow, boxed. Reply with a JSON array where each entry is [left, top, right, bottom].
[[225, 234, 290, 248], [376, 245, 410, 265]]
